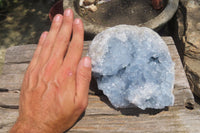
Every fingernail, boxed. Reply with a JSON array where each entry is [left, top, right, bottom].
[[74, 19, 81, 25], [64, 9, 72, 16], [84, 57, 91, 68], [54, 14, 61, 22], [41, 31, 48, 38]]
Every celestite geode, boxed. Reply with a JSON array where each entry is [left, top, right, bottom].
[[88, 25, 175, 110]]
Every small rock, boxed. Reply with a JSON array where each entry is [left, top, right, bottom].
[[197, 22, 200, 31], [84, 0, 96, 6], [97, 0, 111, 5], [79, 0, 84, 6], [86, 4, 98, 12]]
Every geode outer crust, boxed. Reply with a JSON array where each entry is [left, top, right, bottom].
[[88, 25, 175, 110]]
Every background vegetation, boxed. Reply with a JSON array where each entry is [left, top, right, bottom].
[[0, 0, 59, 74]]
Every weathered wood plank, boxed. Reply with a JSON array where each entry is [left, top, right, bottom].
[[0, 108, 18, 133], [168, 44, 195, 108], [0, 91, 19, 109], [0, 92, 200, 133], [0, 37, 185, 87], [4, 44, 36, 64], [0, 87, 195, 112], [0, 74, 24, 91], [0, 90, 186, 116], [0, 37, 194, 107], [69, 109, 200, 133], [0, 37, 198, 133], [4, 41, 91, 64], [2, 63, 28, 75], [4, 38, 172, 64], [0, 88, 189, 116]]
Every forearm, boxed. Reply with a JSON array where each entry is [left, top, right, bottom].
[[10, 121, 32, 133]]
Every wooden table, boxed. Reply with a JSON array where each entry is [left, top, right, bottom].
[[0, 37, 200, 133]]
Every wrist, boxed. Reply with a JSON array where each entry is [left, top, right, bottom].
[[10, 118, 58, 133]]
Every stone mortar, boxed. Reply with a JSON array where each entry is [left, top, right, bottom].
[[63, 0, 179, 38]]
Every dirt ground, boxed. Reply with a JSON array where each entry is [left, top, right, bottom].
[[79, 0, 165, 27], [0, 0, 52, 74]]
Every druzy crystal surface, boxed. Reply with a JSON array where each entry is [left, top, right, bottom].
[[88, 25, 175, 110]]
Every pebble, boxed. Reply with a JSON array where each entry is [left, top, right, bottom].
[[86, 4, 98, 12], [196, 22, 200, 31], [84, 0, 96, 6]]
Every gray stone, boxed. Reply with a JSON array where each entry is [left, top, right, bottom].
[[185, 5, 200, 60], [184, 57, 200, 97], [88, 25, 175, 110], [175, 0, 200, 98], [196, 22, 200, 31]]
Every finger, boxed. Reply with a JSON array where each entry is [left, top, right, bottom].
[[55, 65, 76, 100], [62, 18, 84, 72], [40, 9, 74, 82], [28, 31, 48, 69], [36, 14, 63, 67], [75, 57, 92, 109], [24, 32, 48, 91], [49, 9, 74, 62]]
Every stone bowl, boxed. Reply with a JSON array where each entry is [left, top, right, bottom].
[[63, 0, 179, 38], [49, 0, 64, 21]]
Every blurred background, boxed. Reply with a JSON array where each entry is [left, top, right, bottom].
[[0, 0, 59, 74]]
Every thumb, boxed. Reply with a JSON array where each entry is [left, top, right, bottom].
[[75, 57, 92, 109]]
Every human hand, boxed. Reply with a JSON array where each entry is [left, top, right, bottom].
[[10, 9, 91, 133]]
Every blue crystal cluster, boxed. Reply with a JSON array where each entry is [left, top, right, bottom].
[[88, 25, 175, 110]]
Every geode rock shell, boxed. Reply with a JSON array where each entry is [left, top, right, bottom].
[[88, 25, 175, 110]]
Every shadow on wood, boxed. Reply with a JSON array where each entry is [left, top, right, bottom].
[[64, 111, 86, 133]]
